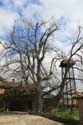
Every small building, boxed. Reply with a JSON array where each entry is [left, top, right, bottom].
[[0, 80, 37, 112]]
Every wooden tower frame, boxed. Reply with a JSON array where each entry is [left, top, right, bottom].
[[60, 59, 76, 110]]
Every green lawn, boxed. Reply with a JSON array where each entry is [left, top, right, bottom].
[[42, 108, 79, 125], [50, 108, 79, 120]]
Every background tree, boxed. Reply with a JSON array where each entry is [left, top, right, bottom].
[[51, 26, 83, 103], [0, 18, 59, 113]]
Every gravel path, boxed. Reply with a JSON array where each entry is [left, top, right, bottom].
[[0, 114, 63, 125]]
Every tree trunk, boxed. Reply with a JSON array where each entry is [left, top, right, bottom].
[[32, 95, 38, 113], [36, 58, 45, 114], [38, 87, 43, 113]]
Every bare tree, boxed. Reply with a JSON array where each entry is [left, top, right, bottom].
[[51, 26, 83, 103], [1, 18, 83, 113], [0, 18, 59, 113]]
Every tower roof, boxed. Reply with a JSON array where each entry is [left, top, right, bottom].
[[60, 59, 75, 67]]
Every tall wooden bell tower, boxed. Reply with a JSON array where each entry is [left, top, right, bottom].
[[60, 59, 76, 110]]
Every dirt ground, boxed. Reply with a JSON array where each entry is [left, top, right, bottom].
[[0, 114, 63, 125]]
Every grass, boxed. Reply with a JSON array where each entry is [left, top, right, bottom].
[[50, 108, 79, 120], [42, 108, 79, 125]]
